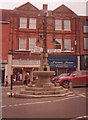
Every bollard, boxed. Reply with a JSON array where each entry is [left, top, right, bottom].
[[7, 75, 14, 97], [10, 75, 13, 97], [69, 82, 73, 91]]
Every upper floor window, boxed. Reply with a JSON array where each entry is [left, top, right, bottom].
[[54, 39, 62, 50], [64, 39, 71, 51], [20, 17, 27, 28], [19, 38, 26, 50], [84, 37, 88, 50], [83, 26, 88, 33], [64, 20, 71, 31], [29, 18, 36, 29], [29, 38, 36, 51], [55, 19, 71, 31], [83, 19, 88, 33], [55, 20, 62, 30]]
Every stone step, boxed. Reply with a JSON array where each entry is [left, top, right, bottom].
[[20, 87, 69, 95], [25, 86, 63, 91], [13, 81, 23, 85], [14, 91, 73, 98]]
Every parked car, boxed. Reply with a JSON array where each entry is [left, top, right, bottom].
[[55, 70, 88, 88], [51, 73, 70, 84]]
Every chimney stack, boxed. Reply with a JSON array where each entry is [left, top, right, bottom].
[[43, 4, 48, 11]]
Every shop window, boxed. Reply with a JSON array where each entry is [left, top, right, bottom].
[[84, 55, 88, 68], [19, 38, 26, 50], [64, 39, 71, 51], [84, 38, 88, 50], [20, 17, 27, 28], [13, 68, 22, 81], [29, 18, 36, 29]]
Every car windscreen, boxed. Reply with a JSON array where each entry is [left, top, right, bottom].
[[59, 73, 70, 77]]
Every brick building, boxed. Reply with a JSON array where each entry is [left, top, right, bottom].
[[0, 2, 88, 84]]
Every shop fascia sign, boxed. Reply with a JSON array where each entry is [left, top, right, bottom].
[[13, 59, 40, 65], [48, 56, 77, 68]]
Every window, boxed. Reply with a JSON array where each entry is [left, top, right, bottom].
[[29, 18, 36, 29], [19, 38, 26, 50], [55, 39, 62, 50], [55, 20, 71, 31], [64, 39, 71, 51], [84, 26, 88, 33], [84, 55, 88, 68], [20, 17, 27, 28], [55, 20, 62, 30], [84, 38, 88, 50], [82, 71, 88, 75], [64, 20, 71, 31], [29, 38, 36, 52], [83, 19, 88, 33]]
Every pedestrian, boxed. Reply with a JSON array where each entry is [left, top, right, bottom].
[[5, 76, 8, 87], [24, 72, 30, 85]]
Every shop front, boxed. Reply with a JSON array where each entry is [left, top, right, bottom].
[[48, 55, 77, 75], [12, 59, 40, 82], [80, 54, 88, 70]]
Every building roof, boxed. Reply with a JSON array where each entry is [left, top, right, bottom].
[[0, 9, 13, 21], [0, 3, 87, 22], [53, 4, 77, 16], [14, 2, 39, 11]]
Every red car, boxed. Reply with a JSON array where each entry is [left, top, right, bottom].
[[55, 70, 88, 88], [51, 73, 70, 84]]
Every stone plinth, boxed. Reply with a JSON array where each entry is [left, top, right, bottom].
[[33, 71, 55, 88], [14, 70, 73, 98]]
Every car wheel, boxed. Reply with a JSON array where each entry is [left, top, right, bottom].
[[62, 80, 70, 88]]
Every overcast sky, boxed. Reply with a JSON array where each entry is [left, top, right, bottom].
[[0, 0, 87, 16]]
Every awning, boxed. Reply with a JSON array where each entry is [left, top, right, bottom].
[[12, 65, 40, 68]]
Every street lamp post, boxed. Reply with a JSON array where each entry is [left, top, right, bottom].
[[39, 11, 50, 71], [43, 12, 47, 53], [33, 6, 55, 88]]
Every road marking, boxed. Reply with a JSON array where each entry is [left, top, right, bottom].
[[2, 101, 52, 108], [2, 95, 83, 108], [74, 91, 87, 97], [78, 94, 86, 98], [74, 92, 86, 98], [53, 95, 81, 102], [2, 105, 6, 108], [72, 116, 88, 120]]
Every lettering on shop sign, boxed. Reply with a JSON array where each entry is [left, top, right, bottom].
[[49, 61, 76, 68], [13, 60, 40, 65], [48, 56, 77, 68]]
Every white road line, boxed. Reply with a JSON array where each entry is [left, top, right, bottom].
[[74, 116, 88, 119], [2, 105, 6, 108], [74, 91, 87, 97], [2, 95, 83, 108], [53, 95, 81, 102], [2, 92, 87, 108], [78, 94, 86, 97], [1, 101, 51, 108]]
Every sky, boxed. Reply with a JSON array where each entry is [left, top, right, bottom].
[[0, 0, 88, 16]]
